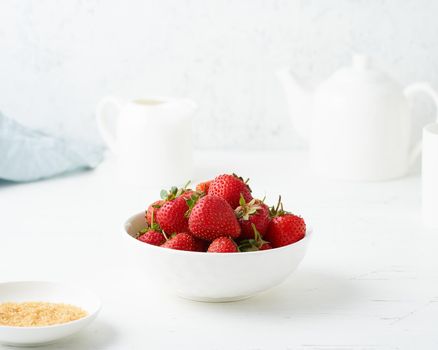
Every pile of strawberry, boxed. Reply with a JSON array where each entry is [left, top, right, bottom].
[[136, 174, 306, 253]]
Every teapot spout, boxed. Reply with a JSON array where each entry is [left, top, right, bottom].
[[276, 68, 313, 141]]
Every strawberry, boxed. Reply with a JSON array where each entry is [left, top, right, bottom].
[[161, 232, 200, 251], [207, 237, 238, 253], [138, 229, 166, 246], [138, 212, 166, 246], [156, 183, 198, 234], [145, 200, 164, 225], [157, 196, 190, 234], [188, 195, 241, 241], [196, 180, 212, 194], [238, 224, 271, 252], [264, 197, 306, 248], [265, 215, 305, 248], [208, 174, 252, 209], [235, 196, 270, 239]]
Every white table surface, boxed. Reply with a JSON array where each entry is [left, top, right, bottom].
[[1, 150, 437, 350]]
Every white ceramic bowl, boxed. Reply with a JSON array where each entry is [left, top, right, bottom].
[[0, 281, 101, 346], [124, 212, 311, 302]]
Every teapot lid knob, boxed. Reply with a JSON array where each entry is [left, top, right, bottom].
[[352, 54, 370, 70]]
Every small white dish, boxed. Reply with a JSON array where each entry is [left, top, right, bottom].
[[124, 212, 311, 302], [0, 281, 101, 347]]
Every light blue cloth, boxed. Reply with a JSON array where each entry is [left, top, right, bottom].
[[0, 112, 104, 182]]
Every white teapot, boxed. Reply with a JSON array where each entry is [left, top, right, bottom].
[[278, 54, 438, 181]]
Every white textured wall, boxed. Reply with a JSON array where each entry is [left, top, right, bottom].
[[1, 0, 438, 150]]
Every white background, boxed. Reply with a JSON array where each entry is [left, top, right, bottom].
[[2, 3, 438, 347], [0, 0, 437, 149]]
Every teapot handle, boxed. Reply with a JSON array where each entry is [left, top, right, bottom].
[[96, 96, 124, 154], [404, 82, 438, 166]]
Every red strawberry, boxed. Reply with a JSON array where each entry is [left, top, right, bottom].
[[208, 174, 252, 209], [188, 195, 241, 241], [145, 200, 164, 225], [156, 183, 198, 234], [196, 180, 212, 194], [207, 237, 238, 253], [238, 224, 271, 252], [161, 232, 200, 251], [235, 196, 270, 239], [138, 229, 166, 246], [157, 196, 190, 234], [264, 197, 306, 248], [265, 215, 305, 248]]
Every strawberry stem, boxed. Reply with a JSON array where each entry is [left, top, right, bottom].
[[270, 195, 288, 218], [238, 224, 270, 252], [235, 195, 261, 221], [184, 193, 201, 218]]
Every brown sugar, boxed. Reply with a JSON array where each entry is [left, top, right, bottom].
[[0, 302, 88, 327]]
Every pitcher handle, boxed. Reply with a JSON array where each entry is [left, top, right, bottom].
[[404, 82, 438, 166], [96, 96, 123, 154]]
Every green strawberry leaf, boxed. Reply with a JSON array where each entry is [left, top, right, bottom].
[[184, 193, 200, 218], [160, 189, 168, 200], [238, 224, 269, 251], [239, 194, 246, 207]]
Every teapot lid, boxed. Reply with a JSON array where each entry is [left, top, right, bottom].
[[324, 54, 401, 91]]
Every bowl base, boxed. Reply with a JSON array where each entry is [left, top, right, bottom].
[[178, 294, 254, 303], [1, 339, 62, 347]]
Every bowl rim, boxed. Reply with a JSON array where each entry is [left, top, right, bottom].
[[0, 281, 101, 330], [124, 211, 312, 256]]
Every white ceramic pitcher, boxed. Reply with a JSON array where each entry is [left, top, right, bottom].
[[96, 96, 197, 186], [278, 54, 438, 181]]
